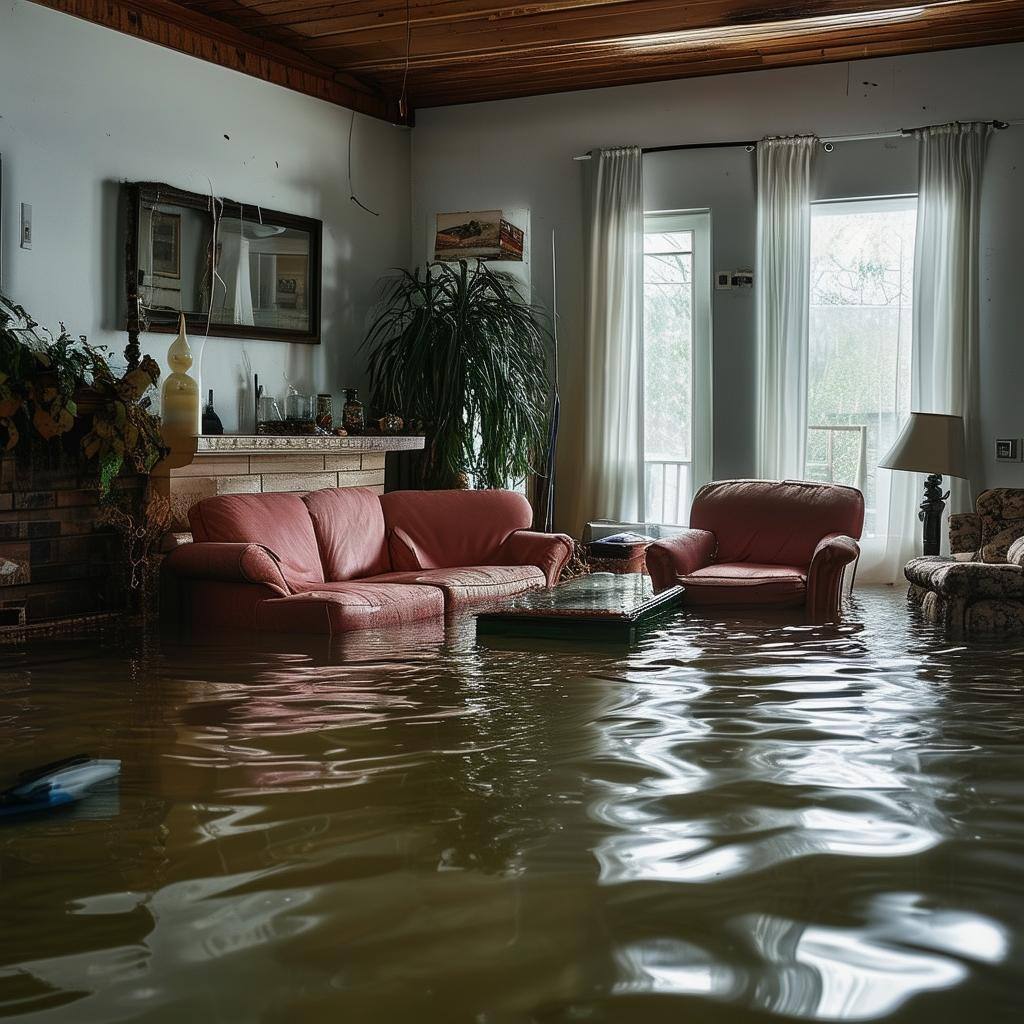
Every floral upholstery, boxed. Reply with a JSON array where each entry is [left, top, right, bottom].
[[950, 488, 1024, 562], [906, 488, 1024, 634]]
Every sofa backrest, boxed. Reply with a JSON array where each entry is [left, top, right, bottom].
[[380, 489, 532, 569], [975, 488, 1024, 563], [302, 487, 389, 581], [189, 492, 324, 591], [691, 479, 864, 567]]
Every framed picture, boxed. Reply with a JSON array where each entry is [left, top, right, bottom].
[[151, 210, 181, 279], [995, 438, 1020, 462]]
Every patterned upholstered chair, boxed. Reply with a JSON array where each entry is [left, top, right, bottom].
[[905, 488, 1024, 633]]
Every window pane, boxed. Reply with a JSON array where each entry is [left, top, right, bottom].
[[806, 201, 916, 537], [644, 250, 692, 463], [644, 230, 693, 255]]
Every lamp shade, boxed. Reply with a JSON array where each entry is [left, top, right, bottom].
[[879, 412, 967, 478]]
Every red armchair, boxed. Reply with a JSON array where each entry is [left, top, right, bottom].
[[646, 479, 864, 622]]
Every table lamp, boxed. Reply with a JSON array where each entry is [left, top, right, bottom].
[[879, 412, 967, 556]]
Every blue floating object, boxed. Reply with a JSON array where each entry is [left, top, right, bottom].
[[0, 755, 121, 819]]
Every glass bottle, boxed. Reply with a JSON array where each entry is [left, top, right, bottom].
[[342, 388, 365, 433], [315, 394, 333, 431], [202, 388, 224, 435]]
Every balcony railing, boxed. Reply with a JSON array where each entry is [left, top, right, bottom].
[[806, 424, 868, 491], [644, 459, 692, 526]]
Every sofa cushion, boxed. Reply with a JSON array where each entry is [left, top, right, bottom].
[[188, 492, 323, 591], [380, 489, 533, 570], [260, 581, 444, 633], [976, 488, 1024, 563], [690, 479, 864, 568], [904, 557, 1024, 600], [365, 565, 545, 608], [681, 562, 807, 606], [302, 487, 389, 581]]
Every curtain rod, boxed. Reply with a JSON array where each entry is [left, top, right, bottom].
[[571, 119, 1015, 160]]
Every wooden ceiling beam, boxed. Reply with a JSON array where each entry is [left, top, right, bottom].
[[28, 0, 404, 122], [295, 0, 946, 57], [322, 0, 1019, 72]]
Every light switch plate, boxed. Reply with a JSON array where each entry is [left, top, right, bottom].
[[20, 203, 32, 250], [995, 438, 1020, 461]]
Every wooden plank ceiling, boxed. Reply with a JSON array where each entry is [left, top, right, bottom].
[[31, 0, 1024, 122]]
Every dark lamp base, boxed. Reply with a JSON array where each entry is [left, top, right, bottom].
[[919, 473, 949, 557]]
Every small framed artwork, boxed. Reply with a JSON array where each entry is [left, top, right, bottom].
[[995, 438, 1020, 461], [714, 270, 732, 290], [151, 210, 181, 279]]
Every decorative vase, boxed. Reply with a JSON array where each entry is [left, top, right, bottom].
[[342, 388, 365, 433], [160, 313, 199, 464], [202, 389, 224, 435]]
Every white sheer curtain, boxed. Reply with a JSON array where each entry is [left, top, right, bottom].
[[755, 136, 818, 480], [912, 121, 991, 515], [572, 145, 644, 533], [862, 121, 991, 581]]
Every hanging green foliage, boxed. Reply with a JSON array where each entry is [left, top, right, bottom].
[[363, 261, 552, 490], [0, 289, 168, 494]]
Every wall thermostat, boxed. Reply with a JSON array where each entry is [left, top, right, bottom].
[[995, 438, 1021, 461]]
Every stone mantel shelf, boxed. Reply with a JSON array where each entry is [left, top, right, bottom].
[[194, 434, 425, 455]]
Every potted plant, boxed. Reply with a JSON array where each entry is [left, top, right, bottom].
[[363, 260, 552, 490], [0, 289, 167, 492]]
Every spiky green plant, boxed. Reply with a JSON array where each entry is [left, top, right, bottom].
[[363, 261, 552, 490]]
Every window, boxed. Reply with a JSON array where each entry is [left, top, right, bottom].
[[642, 212, 712, 525], [806, 196, 917, 538]]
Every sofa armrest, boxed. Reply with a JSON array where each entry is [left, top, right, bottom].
[[646, 529, 717, 593], [163, 542, 289, 595], [496, 530, 574, 587], [806, 533, 860, 622], [949, 512, 982, 557]]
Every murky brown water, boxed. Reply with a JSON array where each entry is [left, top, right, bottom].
[[0, 588, 1022, 1023]]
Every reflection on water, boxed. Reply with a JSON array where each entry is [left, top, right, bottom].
[[0, 590, 1022, 1022]]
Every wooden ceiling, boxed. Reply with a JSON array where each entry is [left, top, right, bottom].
[[32, 0, 1024, 122]]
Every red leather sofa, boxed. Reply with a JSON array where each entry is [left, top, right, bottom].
[[646, 479, 864, 621], [162, 487, 574, 634]]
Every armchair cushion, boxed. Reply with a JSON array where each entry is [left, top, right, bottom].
[[680, 563, 807, 606], [162, 541, 288, 595]]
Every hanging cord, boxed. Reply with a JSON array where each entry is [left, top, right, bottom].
[[398, 0, 412, 123], [205, 182, 227, 338], [348, 109, 381, 217]]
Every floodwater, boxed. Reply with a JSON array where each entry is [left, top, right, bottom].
[[0, 588, 1022, 1023]]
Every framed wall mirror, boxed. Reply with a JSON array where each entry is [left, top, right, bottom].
[[123, 181, 322, 345]]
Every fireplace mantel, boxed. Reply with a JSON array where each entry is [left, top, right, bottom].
[[153, 434, 425, 529]]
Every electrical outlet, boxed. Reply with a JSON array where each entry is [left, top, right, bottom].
[[20, 204, 32, 250]]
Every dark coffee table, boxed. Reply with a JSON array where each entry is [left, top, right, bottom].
[[476, 572, 684, 642]]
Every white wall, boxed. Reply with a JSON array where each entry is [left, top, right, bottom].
[[412, 44, 1024, 531], [0, 2, 410, 432]]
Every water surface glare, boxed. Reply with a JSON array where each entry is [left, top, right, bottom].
[[1, 589, 1022, 1022]]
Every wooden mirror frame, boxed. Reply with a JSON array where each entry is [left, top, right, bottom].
[[123, 181, 322, 354]]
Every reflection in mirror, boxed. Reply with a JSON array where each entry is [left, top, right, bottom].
[[126, 182, 321, 345]]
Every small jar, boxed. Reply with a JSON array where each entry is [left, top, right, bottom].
[[315, 394, 333, 431], [342, 388, 365, 433]]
